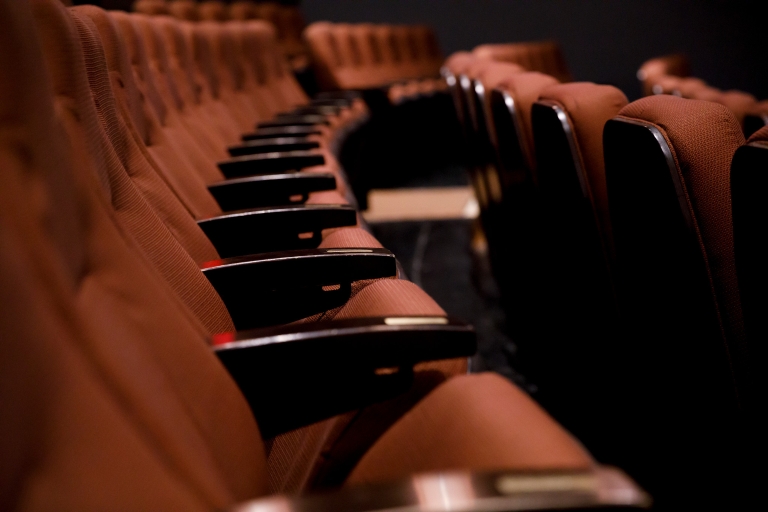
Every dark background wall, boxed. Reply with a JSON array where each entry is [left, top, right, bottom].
[[302, 0, 766, 101]]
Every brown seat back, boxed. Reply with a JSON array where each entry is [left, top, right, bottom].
[[198, 0, 229, 22], [473, 41, 571, 83], [604, 95, 746, 500], [527, 83, 627, 422]]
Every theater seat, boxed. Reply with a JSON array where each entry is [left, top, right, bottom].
[[482, 71, 558, 338], [473, 41, 571, 83], [525, 82, 627, 436], [603, 94, 748, 506]]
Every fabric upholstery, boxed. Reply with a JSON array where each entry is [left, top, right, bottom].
[[473, 41, 571, 83], [348, 373, 593, 484], [4, 3, 269, 509]]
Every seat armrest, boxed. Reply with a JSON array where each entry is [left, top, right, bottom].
[[197, 204, 356, 258], [257, 114, 329, 129], [213, 315, 476, 436], [217, 150, 326, 179], [229, 467, 650, 511], [202, 247, 395, 329], [309, 97, 354, 108], [280, 105, 342, 116], [242, 125, 323, 141], [227, 136, 320, 157], [314, 90, 363, 102], [208, 173, 336, 211]]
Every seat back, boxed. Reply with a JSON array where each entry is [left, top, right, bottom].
[[526, 83, 627, 432], [482, 71, 558, 342], [603, 95, 747, 503], [167, 0, 198, 21], [533, 83, 628, 270], [731, 125, 768, 406], [473, 41, 571, 83], [1, 2, 269, 508]]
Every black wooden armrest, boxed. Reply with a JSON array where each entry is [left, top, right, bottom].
[[217, 150, 326, 179], [208, 173, 336, 211], [314, 90, 363, 102], [197, 204, 356, 258], [309, 97, 353, 107], [229, 467, 650, 512], [227, 136, 320, 157], [241, 125, 323, 142], [213, 315, 475, 436], [280, 105, 342, 116], [257, 114, 329, 129], [202, 247, 394, 330]]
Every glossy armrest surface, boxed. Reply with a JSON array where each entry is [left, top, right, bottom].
[[197, 204, 356, 258], [217, 150, 326, 179], [242, 125, 323, 141], [257, 114, 329, 129], [208, 173, 336, 211], [281, 105, 342, 116], [202, 247, 393, 329], [214, 315, 476, 436], [230, 466, 650, 512], [227, 136, 320, 157]]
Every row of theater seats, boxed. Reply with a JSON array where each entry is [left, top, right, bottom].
[[134, 0, 310, 71], [443, 52, 761, 507], [0, 1, 653, 510], [303, 21, 445, 94], [637, 54, 768, 136]]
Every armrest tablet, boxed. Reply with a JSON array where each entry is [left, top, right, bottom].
[[257, 114, 329, 129], [218, 150, 326, 179], [202, 247, 395, 329], [213, 315, 476, 435], [229, 467, 650, 512], [242, 125, 323, 141], [227, 137, 320, 157], [197, 204, 357, 258], [208, 173, 336, 211], [309, 98, 352, 108]]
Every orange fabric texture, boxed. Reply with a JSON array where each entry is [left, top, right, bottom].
[[348, 373, 593, 484], [4, 3, 269, 509], [473, 41, 571, 83]]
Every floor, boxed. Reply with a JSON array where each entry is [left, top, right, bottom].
[[363, 175, 533, 392]]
